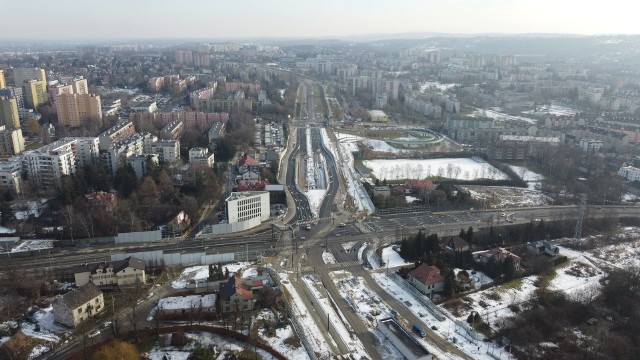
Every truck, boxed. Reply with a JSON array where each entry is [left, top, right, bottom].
[[412, 324, 426, 338]]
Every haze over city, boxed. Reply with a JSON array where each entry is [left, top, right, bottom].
[[2, 0, 639, 40]]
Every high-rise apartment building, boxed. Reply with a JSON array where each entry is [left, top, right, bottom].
[[23, 80, 48, 109], [13, 67, 47, 87], [0, 87, 25, 121], [0, 97, 20, 130], [0, 128, 25, 155], [0, 70, 5, 88], [57, 93, 102, 127]]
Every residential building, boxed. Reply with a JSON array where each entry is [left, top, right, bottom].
[[407, 264, 445, 296], [0, 69, 5, 88], [160, 119, 184, 140], [475, 247, 521, 269], [13, 67, 47, 88], [22, 80, 48, 109], [72, 137, 99, 167], [101, 133, 150, 175], [52, 282, 104, 327], [579, 138, 604, 153], [219, 276, 258, 313], [98, 120, 136, 150], [130, 98, 157, 113], [208, 121, 225, 142], [189, 147, 214, 168], [152, 140, 180, 163], [126, 154, 159, 179], [72, 256, 146, 288], [0, 157, 23, 194], [378, 318, 432, 360], [441, 236, 470, 253], [166, 211, 191, 234], [0, 87, 25, 121], [0, 127, 25, 155], [85, 191, 117, 212], [130, 111, 227, 132], [225, 191, 270, 224], [195, 98, 253, 113], [22, 139, 78, 188], [48, 77, 88, 111], [526, 241, 560, 256], [618, 163, 640, 182], [57, 93, 102, 127], [0, 97, 21, 130]]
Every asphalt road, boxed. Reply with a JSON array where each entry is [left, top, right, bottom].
[[286, 127, 313, 224]]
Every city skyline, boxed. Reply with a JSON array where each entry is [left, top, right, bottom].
[[2, 0, 638, 40]]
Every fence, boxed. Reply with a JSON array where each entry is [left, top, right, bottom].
[[265, 267, 319, 360], [374, 205, 432, 216], [115, 230, 163, 244], [198, 217, 262, 235], [387, 272, 447, 322], [110, 250, 237, 268]]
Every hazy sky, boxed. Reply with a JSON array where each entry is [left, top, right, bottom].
[[4, 0, 639, 39]]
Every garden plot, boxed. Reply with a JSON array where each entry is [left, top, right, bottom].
[[278, 272, 335, 357], [463, 186, 552, 208], [301, 274, 369, 359], [371, 273, 512, 360], [11, 240, 54, 253], [586, 236, 640, 269], [146, 332, 278, 360], [363, 157, 508, 181], [253, 309, 310, 360]]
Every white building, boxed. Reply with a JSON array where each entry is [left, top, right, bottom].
[[16, 137, 99, 188], [0, 157, 23, 194], [153, 140, 180, 164], [579, 139, 603, 153], [52, 282, 104, 328], [225, 191, 270, 224], [618, 163, 640, 182], [98, 120, 136, 150], [189, 147, 214, 168], [102, 133, 150, 175], [127, 154, 160, 179]]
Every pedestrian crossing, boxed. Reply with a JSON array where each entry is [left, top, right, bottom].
[[326, 260, 361, 269]]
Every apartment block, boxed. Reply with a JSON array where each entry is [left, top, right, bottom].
[[160, 119, 184, 140], [0, 128, 25, 155], [0, 87, 25, 121], [98, 120, 136, 150], [0, 70, 5, 88], [101, 133, 150, 175], [22, 139, 78, 188], [152, 140, 180, 163], [23, 80, 48, 109], [57, 93, 102, 127], [0, 97, 21, 130], [189, 147, 214, 168], [0, 157, 23, 194], [126, 154, 159, 179], [13, 67, 47, 87]]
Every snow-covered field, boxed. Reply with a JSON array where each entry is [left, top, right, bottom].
[[157, 294, 216, 311], [363, 157, 508, 181], [254, 309, 309, 360], [13, 199, 47, 220], [509, 165, 545, 190], [15, 306, 71, 359], [171, 262, 251, 289], [421, 81, 458, 92], [471, 107, 538, 125], [523, 103, 577, 117], [333, 132, 375, 214], [11, 240, 54, 253], [463, 186, 552, 208], [380, 246, 412, 268], [146, 332, 278, 360], [335, 132, 405, 154]]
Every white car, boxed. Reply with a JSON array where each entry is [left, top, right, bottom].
[[88, 330, 100, 338]]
